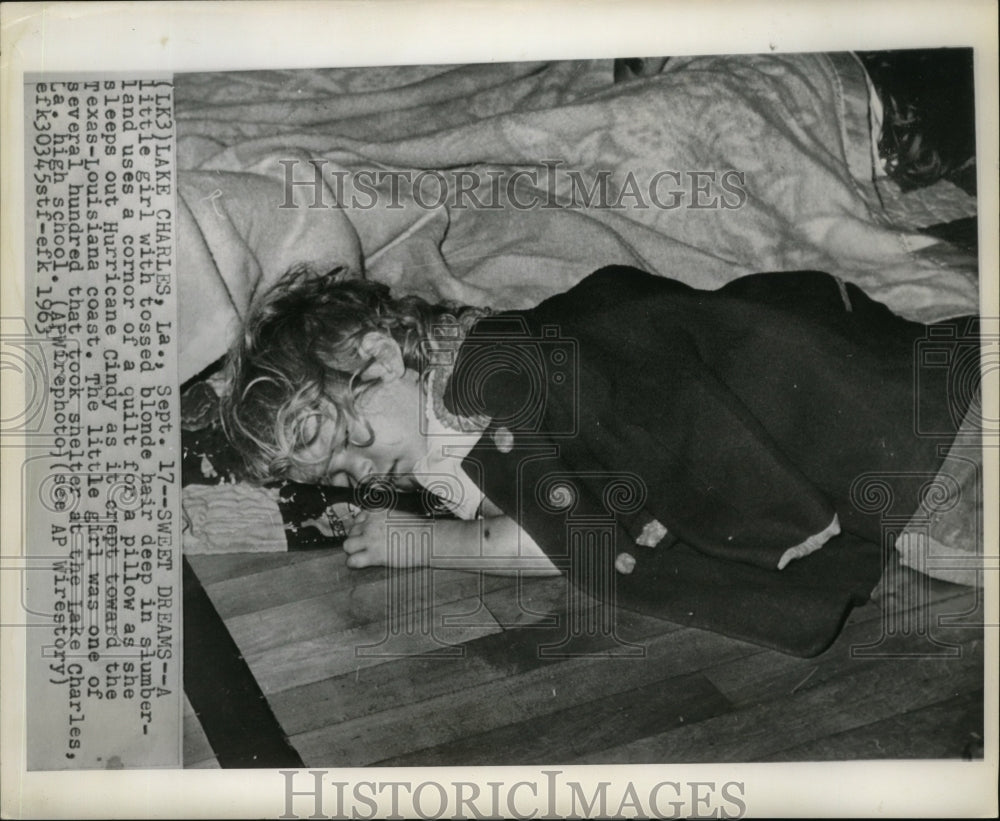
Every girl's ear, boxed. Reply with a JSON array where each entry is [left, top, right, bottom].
[[357, 331, 405, 381]]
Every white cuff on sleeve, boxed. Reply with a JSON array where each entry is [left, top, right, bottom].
[[777, 514, 841, 570]]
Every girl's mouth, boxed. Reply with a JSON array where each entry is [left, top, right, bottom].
[[388, 460, 419, 490]]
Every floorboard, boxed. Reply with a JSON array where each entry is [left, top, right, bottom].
[[572, 633, 983, 763], [704, 583, 979, 708], [183, 548, 986, 768], [761, 688, 985, 761], [268, 597, 678, 735], [187, 549, 321, 586], [246, 595, 504, 696], [221, 566, 510, 658], [377, 671, 732, 766], [289, 624, 759, 766], [182, 695, 218, 769]]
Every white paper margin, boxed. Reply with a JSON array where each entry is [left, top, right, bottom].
[[2, 0, 997, 818]]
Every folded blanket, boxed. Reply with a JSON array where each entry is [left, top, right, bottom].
[[174, 53, 978, 384], [182, 483, 286, 553], [177, 153, 363, 381]]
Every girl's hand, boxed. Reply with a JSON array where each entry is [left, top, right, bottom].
[[342, 509, 559, 577], [342, 510, 429, 569]]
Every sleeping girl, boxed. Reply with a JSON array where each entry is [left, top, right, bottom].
[[221, 264, 977, 655]]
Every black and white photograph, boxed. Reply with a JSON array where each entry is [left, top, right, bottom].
[[1, 1, 997, 818]]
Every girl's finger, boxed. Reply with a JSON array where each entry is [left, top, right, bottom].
[[342, 535, 366, 554], [346, 514, 368, 537], [345, 551, 369, 569]]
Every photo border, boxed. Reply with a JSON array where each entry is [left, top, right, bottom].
[[2, 1, 997, 817]]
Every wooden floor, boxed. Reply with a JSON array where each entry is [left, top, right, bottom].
[[183, 547, 985, 768]]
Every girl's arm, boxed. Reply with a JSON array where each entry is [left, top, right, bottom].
[[343, 505, 560, 576]]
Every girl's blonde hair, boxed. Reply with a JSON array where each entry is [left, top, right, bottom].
[[221, 265, 482, 483]]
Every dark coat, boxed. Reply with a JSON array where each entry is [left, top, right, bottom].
[[444, 266, 973, 656]]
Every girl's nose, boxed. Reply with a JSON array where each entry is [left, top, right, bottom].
[[321, 452, 368, 487], [341, 452, 374, 486]]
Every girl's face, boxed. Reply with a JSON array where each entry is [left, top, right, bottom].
[[289, 371, 427, 490]]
